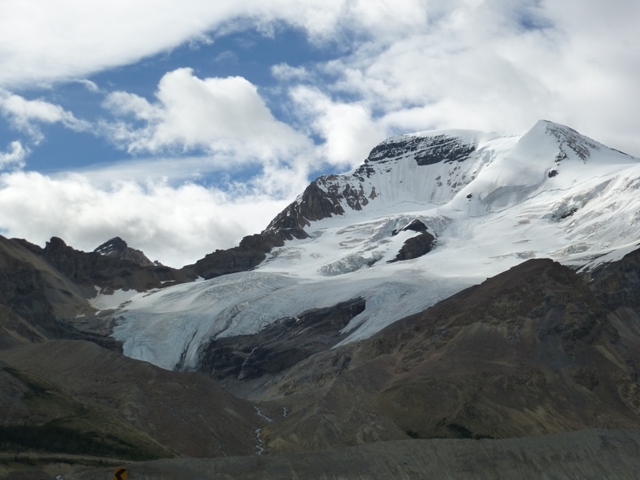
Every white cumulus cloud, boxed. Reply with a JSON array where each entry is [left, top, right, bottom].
[[291, 87, 387, 168], [102, 68, 311, 161]]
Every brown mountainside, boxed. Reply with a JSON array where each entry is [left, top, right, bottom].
[[0, 236, 93, 348], [240, 258, 640, 452], [0, 340, 260, 460]]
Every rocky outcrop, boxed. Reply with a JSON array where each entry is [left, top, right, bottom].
[[94, 237, 155, 267], [0, 236, 95, 347], [199, 298, 365, 382], [185, 232, 288, 280], [0, 249, 57, 345], [0, 234, 193, 350], [545, 121, 600, 162], [189, 172, 379, 279], [266, 182, 344, 238], [390, 222, 435, 262], [402, 219, 428, 233], [0, 236, 128, 350], [390, 231, 435, 262]]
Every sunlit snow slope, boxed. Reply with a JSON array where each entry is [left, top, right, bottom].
[[106, 120, 640, 370]]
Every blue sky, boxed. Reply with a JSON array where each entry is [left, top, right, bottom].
[[4, 26, 335, 176], [0, 0, 638, 266]]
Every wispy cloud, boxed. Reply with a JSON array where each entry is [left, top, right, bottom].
[[0, 90, 90, 143], [77, 79, 100, 92], [0, 141, 28, 169]]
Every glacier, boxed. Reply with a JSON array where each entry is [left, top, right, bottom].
[[104, 120, 640, 371]]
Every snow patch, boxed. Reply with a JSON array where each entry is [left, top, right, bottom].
[[89, 287, 141, 310]]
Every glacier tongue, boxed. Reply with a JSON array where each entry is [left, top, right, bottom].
[[109, 120, 640, 371]]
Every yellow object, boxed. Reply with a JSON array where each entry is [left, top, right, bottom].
[[114, 468, 128, 480]]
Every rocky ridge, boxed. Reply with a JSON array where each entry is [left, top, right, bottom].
[[38, 236, 192, 295]]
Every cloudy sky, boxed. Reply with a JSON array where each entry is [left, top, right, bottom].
[[0, 0, 638, 266]]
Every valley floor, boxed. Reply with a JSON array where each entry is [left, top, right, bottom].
[[62, 429, 640, 480]]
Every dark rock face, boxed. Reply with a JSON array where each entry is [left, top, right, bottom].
[[189, 178, 355, 279], [199, 298, 365, 381], [11, 238, 43, 256], [366, 134, 476, 167], [42, 237, 192, 294], [0, 235, 188, 349], [258, 181, 343, 244], [94, 237, 155, 267], [186, 233, 287, 280], [265, 179, 369, 237], [390, 230, 435, 262], [392, 219, 428, 236]]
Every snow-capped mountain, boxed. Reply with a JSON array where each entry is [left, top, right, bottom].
[[101, 120, 640, 371]]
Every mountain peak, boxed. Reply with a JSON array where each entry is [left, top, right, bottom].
[[520, 120, 609, 162], [94, 237, 155, 267], [94, 236, 128, 255]]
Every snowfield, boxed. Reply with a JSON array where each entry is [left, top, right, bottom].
[[102, 120, 640, 371]]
